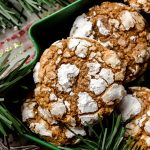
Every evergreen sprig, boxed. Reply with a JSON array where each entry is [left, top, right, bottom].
[[0, 51, 32, 137], [0, 102, 28, 137], [0, 0, 72, 31], [0, 52, 32, 96], [60, 113, 136, 150]]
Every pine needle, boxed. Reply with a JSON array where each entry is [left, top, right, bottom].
[[0, 121, 7, 136], [102, 128, 107, 150], [0, 53, 32, 95], [0, 103, 27, 137], [0, 51, 31, 137], [0, 0, 72, 31], [60, 112, 139, 150]]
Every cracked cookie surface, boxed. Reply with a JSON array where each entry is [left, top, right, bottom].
[[124, 0, 150, 13], [119, 87, 150, 149], [33, 37, 126, 127], [22, 98, 86, 145], [70, 2, 150, 83]]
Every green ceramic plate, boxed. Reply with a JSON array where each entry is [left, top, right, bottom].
[[27, 0, 100, 149]]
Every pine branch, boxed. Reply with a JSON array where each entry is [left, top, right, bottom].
[[0, 102, 28, 137], [0, 51, 31, 138], [0, 0, 72, 31], [59, 112, 137, 150], [0, 52, 33, 96]]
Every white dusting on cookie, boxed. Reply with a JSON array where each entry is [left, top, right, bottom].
[[130, 3, 141, 11], [87, 62, 101, 75], [30, 120, 52, 137], [79, 114, 98, 125], [99, 41, 113, 49], [42, 87, 51, 92], [65, 127, 86, 138], [147, 111, 150, 116], [34, 87, 51, 96], [120, 11, 135, 30], [145, 137, 150, 146], [70, 92, 74, 96], [33, 62, 40, 83], [58, 49, 62, 54], [109, 19, 120, 29], [126, 122, 141, 136], [64, 101, 70, 111], [103, 52, 121, 68], [97, 19, 110, 35], [34, 87, 40, 95], [68, 39, 79, 50], [66, 116, 76, 127], [89, 78, 107, 95], [115, 69, 125, 81], [134, 49, 147, 63], [52, 40, 63, 49], [56, 57, 61, 64], [50, 100, 66, 117], [144, 121, 150, 134], [99, 68, 114, 84], [135, 114, 146, 127], [57, 63, 79, 92], [63, 51, 71, 58], [137, 0, 147, 4], [68, 38, 92, 58], [49, 93, 57, 101], [147, 33, 150, 41], [116, 2, 126, 6], [130, 36, 137, 42], [89, 52, 96, 59], [77, 92, 98, 113], [56, 84, 63, 91], [22, 100, 36, 122], [70, 14, 93, 38], [102, 84, 126, 105], [119, 94, 141, 121], [38, 106, 51, 118], [37, 106, 56, 124]]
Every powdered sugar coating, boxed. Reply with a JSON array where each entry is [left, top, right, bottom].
[[79, 113, 98, 125], [22, 99, 37, 122], [119, 94, 142, 121], [97, 19, 110, 35], [87, 62, 101, 75], [30, 121, 52, 137], [104, 51, 122, 70], [122, 87, 150, 149], [89, 78, 108, 95], [70, 14, 93, 38], [144, 121, 150, 134], [70, 2, 150, 83], [50, 100, 67, 118], [49, 93, 57, 101], [99, 68, 114, 84], [120, 10, 135, 30], [58, 63, 79, 92], [52, 41, 63, 49], [101, 84, 126, 105], [68, 38, 92, 58], [77, 92, 98, 113], [34, 37, 126, 132], [65, 127, 86, 138], [145, 137, 150, 146], [135, 115, 147, 129], [33, 62, 40, 83], [22, 99, 87, 145], [124, 0, 150, 13]]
